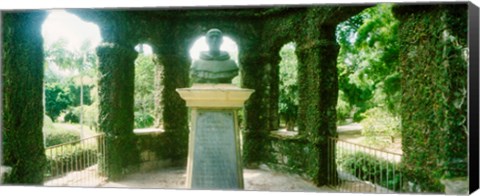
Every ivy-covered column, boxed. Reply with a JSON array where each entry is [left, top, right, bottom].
[[296, 22, 339, 186], [393, 5, 468, 193], [153, 57, 164, 129], [153, 44, 190, 164], [239, 46, 272, 167], [96, 42, 140, 180], [1, 11, 47, 184], [268, 53, 281, 131]]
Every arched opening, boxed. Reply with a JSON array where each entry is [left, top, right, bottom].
[[41, 10, 101, 142], [277, 42, 299, 132], [335, 3, 401, 148], [41, 9, 104, 184], [333, 4, 404, 191], [133, 43, 157, 129]]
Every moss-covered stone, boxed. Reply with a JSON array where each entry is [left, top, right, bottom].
[[1, 11, 47, 184]]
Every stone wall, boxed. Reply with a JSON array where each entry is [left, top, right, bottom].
[[266, 132, 310, 177]]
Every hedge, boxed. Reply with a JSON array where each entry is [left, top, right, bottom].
[[337, 151, 403, 191]]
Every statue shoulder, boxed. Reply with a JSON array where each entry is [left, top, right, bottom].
[[223, 59, 238, 68], [199, 51, 231, 61], [218, 51, 230, 61]]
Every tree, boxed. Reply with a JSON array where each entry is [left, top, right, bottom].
[[278, 42, 298, 131], [44, 83, 72, 121], [336, 4, 401, 121], [134, 52, 156, 128], [352, 4, 400, 115], [44, 39, 98, 137]]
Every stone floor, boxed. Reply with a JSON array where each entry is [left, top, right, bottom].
[[44, 164, 107, 187], [42, 164, 391, 193], [102, 167, 336, 192]]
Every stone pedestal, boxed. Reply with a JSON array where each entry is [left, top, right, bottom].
[[176, 84, 253, 190], [440, 177, 469, 195], [1, 166, 12, 183]]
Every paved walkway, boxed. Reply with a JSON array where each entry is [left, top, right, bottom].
[[337, 123, 363, 133]]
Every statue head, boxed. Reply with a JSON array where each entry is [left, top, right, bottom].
[[205, 29, 223, 55], [190, 28, 238, 84]]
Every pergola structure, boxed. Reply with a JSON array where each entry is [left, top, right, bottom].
[[2, 3, 471, 192]]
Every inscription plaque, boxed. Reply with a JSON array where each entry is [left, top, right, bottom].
[[189, 110, 242, 189]]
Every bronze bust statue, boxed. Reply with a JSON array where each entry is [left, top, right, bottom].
[[190, 29, 239, 84]]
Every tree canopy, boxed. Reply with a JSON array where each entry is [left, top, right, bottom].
[[336, 4, 401, 120]]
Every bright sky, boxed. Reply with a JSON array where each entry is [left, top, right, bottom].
[[42, 10, 101, 52], [41, 9, 238, 62]]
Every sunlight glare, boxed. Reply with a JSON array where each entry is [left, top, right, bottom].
[[189, 36, 238, 64], [42, 10, 101, 52]]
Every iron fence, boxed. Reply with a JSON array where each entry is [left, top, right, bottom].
[[327, 137, 405, 193], [43, 134, 107, 187]]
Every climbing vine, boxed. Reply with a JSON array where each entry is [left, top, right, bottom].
[[394, 4, 468, 192], [96, 43, 140, 180], [2, 11, 47, 184]]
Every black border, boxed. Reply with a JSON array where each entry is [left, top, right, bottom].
[[469, 2, 480, 194]]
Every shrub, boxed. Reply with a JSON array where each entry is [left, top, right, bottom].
[[64, 108, 80, 123], [61, 104, 99, 131], [360, 107, 400, 146], [134, 112, 155, 128], [337, 150, 403, 191], [43, 126, 80, 147], [83, 103, 99, 131], [336, 91, 352, 124]]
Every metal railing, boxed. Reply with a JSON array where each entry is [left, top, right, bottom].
[[44, 134, 107, 187], [328, 137, 405, 193]]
